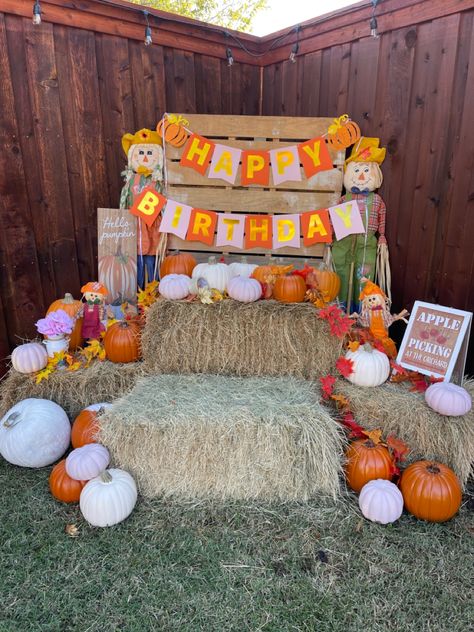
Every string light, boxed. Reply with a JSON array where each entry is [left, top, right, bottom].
[[143, 10, 152, 46], [289, 25, 301, 63], [226, 47, 234, 67], [370, 0, 379, 38], [32, 0, 41, 25]]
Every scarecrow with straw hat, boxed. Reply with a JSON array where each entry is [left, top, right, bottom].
[[80, 281, 113, 341], [120, 128, 167, 289], [332, 137, 391, 312]]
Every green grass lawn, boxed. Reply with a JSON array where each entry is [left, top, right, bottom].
[[1, 459, 472, 632]]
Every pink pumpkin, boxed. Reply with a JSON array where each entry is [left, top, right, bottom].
[[65, 443, 110, 481], [227, 277, 262, 303], [11, 342, 48, 374], [425, 382, 471, 417]]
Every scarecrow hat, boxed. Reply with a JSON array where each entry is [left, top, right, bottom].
[[345, 137, 386, 166], [121, 128, 162, 156], [359, 278, 386, 301], [81, 281, 109, 296]]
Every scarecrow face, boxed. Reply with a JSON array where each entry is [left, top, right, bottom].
[[130, 143, 163, 174], [84, 291, 104, 304], [344, 162, 381, 192], [363, 293, 384, 308]]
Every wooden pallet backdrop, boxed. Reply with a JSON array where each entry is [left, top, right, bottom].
[[164, 114, 344, 266]]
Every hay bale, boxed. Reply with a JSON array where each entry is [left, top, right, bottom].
[[141, 299, 342, 379], [99, 374, 345, 501], [334, 378, 474, 487], [0, 362, 146, 419]]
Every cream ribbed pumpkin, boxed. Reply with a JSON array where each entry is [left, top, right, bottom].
[[359, 479, 404, 524], [192, 256, 230, 292], [228, 256, 258, 280], [80, 468, 137, 527], [345, 343, 390, 387], [425, 382, 472, 416], [159, 274, 192, 300], [11, 342, 48, 374]]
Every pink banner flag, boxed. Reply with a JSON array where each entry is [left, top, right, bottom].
[[269, 145, 302, 185], [328, 200, 365, 240], [159, 199, 192, 239], [208, 144, 242, 185], [272, 214, 301, 249], [215, 213, 245, 248]]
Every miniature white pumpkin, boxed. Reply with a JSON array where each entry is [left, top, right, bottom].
[[345, 343, 390, 387], [159, 274, 192, 300], [359, 479, 404, 524], [192, 256, 230, 292], [11, 342, 48, 374], [425, 381, 472, 417], [80, 468, 137, 527], [0, 398, 70, 467], [228, 256, 258, 279], [66, 443, 110, 481], [227, 276, 262, 303]]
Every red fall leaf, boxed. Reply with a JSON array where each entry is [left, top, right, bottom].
[[320, 375, 336, 399], [335, 356, 354, 378]]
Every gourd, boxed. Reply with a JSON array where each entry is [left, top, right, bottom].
[[228, 257, 258, 279], [156, 116, 188, 148], [227, 277, 262, 303], [104, 321, 141, 363], [344, 343, 390, 387], [251, 264, 293, 284], [49, 459, 87, 503], [47, 293, 83, 350], [159, 274, 192, 300], [273, 275, 306, 303], [359, 479, 403, 524], [345, 438, 394, 492], [399, 460, 462, 522], [71, 403, 111, 449], [66, 443, 110, 481], [192, 256, 230, 292], [80, 468, 138, 527], [11, 342, 48, 374], [424, 382, 471, 417], [0, 398, 70, 468], [159, 251, 197, 278]]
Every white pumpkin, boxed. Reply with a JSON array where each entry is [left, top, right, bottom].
[[359, 479, 404, 524], [345, 343, 390, 387], [66, 443, 110, 480], [80, 468, 138, 527], [192, 256, 230, 292], [227, 276, 262, 303], [11, 342, 48, 374], [228, 257, 258, 280], [159, 274, 192, 300], [0, 398, 70, 468], [425, 382, 472, 417]]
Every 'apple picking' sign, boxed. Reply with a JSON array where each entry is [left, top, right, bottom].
[[397, 301, 472, 383]]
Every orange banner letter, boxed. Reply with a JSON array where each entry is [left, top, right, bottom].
[[180, 134, 215, 175]]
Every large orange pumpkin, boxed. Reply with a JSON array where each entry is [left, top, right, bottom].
[[273, 275, 306, 303], [49, 459, 87, 503], [160, 251, 197, 278], [47, 293, 83, 350], [104, 321, 141, 363], [327, 118, 361, 150], [71, 404, 110, 448], [313, 268, 341, 303], [345, 439, 394, 493], [399, 461, 462, 522], [157, 117, 188, 148]]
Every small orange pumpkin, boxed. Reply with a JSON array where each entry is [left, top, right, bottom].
[[251, 264, 293, 284], [157, 115, 188, 148], [273, 275, 306, 303], [160, 251, 197, 278], [47, 293, 83, 350], [313, 268, 341, 303], [327, 116, 361, 151], [399, 461, 462, 522], [71, 404, 109, 449], [49, 459, 87, 503], [345, 438, 394, 493], [104, 321, 141, 363]]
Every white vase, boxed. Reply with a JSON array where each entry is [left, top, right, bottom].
[[43, 335, 69, 358]]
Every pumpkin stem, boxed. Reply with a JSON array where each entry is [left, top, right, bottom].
[[362, 343, 374, 353], [99, 470, 113, 483], [363, 439, 375, 448], [3, 412, 21, 428], [426, 463, 441, 475], [63, 293, 75, 304], [207, 255, 217, 265]]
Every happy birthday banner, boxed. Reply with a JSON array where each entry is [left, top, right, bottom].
[[179, 133, 334, 186], [130, 187, 366, 250]]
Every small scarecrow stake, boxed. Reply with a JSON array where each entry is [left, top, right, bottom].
[[80, 282, 113, 341]]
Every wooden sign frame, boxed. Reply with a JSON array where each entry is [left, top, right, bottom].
[[396, 300, 472, 384]]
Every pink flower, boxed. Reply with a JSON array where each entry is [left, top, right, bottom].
[[36, 309, 75, 336]]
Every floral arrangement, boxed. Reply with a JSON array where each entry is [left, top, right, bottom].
[[36, 310, 75, 337]]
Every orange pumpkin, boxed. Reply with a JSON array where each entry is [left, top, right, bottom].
[[71, 404, 109, 448], [157, 117, 188, 148], [273, 275, 306, 303], [345, 439, 394, 493], [47, 293, 83, 350], [104, 321, 141, 363], [160, 251, 197, 278], [49, 459, 87, 503], [251, 264, 293, 284], [313, 268, 341, 303], [327, 119, 361, 150], [399, 461, 462, 522]]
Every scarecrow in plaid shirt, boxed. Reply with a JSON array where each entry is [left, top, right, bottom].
[[332, 137, 388, 312]]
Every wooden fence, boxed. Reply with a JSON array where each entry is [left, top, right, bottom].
[[0, 0, 473, 373]]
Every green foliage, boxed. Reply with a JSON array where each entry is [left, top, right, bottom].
[[130, 0, 268, 32]]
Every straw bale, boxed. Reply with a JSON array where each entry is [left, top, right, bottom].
[[98, 374, 345, 501], [0, 362, 146, 419], [141, 299, 342, 379], [334, 378, 474, 486]]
